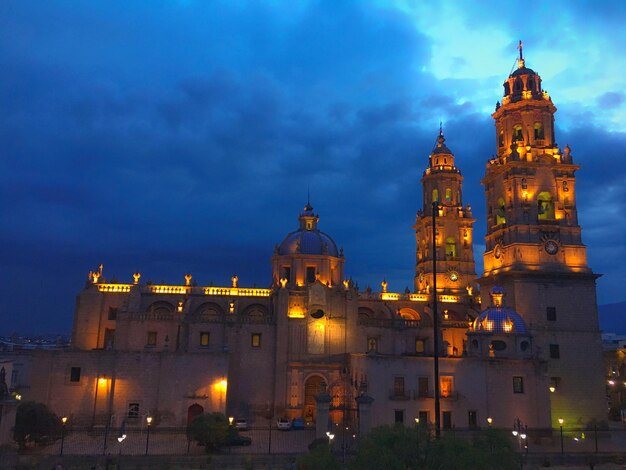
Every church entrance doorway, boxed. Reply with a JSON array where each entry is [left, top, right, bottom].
[[187, 403, 204, 424], [303, 375, 325, 425]]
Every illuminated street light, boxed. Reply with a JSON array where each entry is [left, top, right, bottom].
[[487, 417, 493, 428], [558, 418, 564, 453], [60, 416, 68, 456], [145, 416, 153, 455], [326, 431, 335, 447]]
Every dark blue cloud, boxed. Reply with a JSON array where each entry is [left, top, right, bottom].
[[0, 1, 624, 334]]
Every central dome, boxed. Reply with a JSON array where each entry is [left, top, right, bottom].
[[277, 203, 339, 257]]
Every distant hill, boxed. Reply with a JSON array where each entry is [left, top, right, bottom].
[[599, 301, 626, 334]]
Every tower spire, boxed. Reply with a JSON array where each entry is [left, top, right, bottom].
[[517, 40, 525, 68]]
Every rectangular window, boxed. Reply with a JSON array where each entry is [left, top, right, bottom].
[[393, 377, 405, 397], [418, 377, 429, 398], [104, 328, 115, 349], [415, 339, 425, 354], [251, 333, 261, 348], [468, 410, 477, 428], [513, 376, 524, 394], [442, 411, 452, 429], [146, 331, 157, 346], [550, 344, 560, 359], [547, 307, 556, 322], [306, 267, 316, 284], [367, 337, 378, 352], [440, 376, 454, 398], [418, 410, 428, 425], [128, 403, 140, 419], [70, 367, 81, 383], [11, 369, 19, 387], [200, 332, 210, 347], [394, 409, 404, 424], [108, 307, 118, 320]]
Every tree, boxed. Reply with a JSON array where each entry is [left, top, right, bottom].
[[13, 401, 62, 449], [350, 425, 420, 470], [186, 412, 232, 452], [297, 441, 340, 470], [351, 425, 520, 470]]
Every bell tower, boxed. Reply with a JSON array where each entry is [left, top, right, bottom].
[[483, 41, 587, 275], [414, 128, 476, 295], [479, 43, 605, 425]]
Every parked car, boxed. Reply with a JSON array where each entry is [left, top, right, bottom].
[[226, 434, 252, 446], [277, 417, 292, 430], [291, 418, 305, 430], [235, 418, 248, 431]]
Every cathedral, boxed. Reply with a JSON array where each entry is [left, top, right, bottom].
[[7, 48, 607, 436]]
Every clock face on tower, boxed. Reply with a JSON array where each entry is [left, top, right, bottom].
[[448, 270, 459, 282], [544, 240, 559, 255]]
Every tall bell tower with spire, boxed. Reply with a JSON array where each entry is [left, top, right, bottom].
[[479, 43, 605, 425], [414, 127, 476, 296]]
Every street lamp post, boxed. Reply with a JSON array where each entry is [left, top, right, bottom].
[[415, 417, 420, 457], [512, 417, 528, 468], [326, 431, 335, 449], [558, 418, 564, 453], [145, 416, 153, 455], [60, 416, 68, 456], [228, 416, 234, 454]]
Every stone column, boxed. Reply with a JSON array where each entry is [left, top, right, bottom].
[[314, 391, 331, 439], [355, 394, 374, 437]]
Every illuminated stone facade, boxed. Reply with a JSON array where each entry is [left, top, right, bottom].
[[4, 48, 605, 434]]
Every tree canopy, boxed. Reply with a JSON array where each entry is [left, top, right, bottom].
[[186, 412, 233, 452], [13, 401, 62, 449], [350, 425, 520, 470]]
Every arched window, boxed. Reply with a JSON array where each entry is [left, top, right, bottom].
[[504, 82, 511, 95], [432, 189, 439, 203], [513, 125, 524, 142], [527, 77, 535, 91], [499, 130, 504, 147], [445, 188, 452, 202], [446, 237, 457, 258], [495, 197, 506, 225], [514, 77, 522, 91], [534, 122, 544, 139], [537, 192, 555, 220]]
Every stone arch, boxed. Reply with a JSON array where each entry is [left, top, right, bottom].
[[187, 403, 204, 424], [241, 304, 268, 317], [398, 307, 420, 321], [146, 301, 175, 314], [358, 307, 375, 319], [537, 192, 555, 220], [194, 302, 225, 316]]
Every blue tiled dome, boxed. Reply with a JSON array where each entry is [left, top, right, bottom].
[[278, 230, 339, 256], [277, 202, 340, 257], [472, 307, 528, 335]]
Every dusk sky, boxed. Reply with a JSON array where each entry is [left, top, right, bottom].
[[1, 1, 625, 335]]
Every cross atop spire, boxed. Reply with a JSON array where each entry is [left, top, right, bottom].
[[517, 40, 525, 68]]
